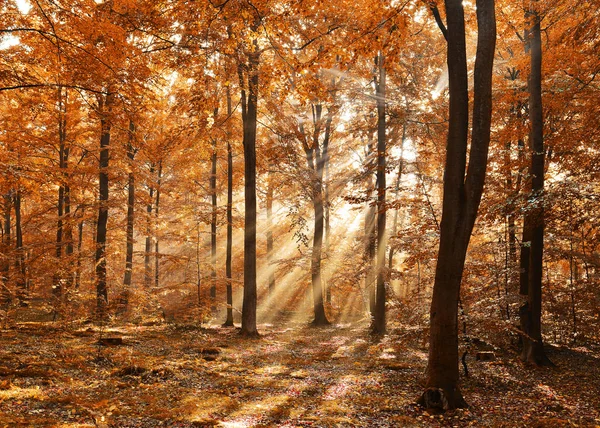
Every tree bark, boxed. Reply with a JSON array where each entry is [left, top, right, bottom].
[[223, 88, 234, 327], [266, 169, 275, 296], [2, 193, 11, 285], [240, 48, 259, 337], [520, 4, 552, 366], [388, 124, 405, 271], [419, 0, 496, 410], [122, 120, 136, 311], [364, 135, 376, 316], [154, 161, 162, 289], [303, 104, 330, 326], [145, 164, 155, 288], [210, 134, 218, 310], [372, 53, 387, 335], [14, 189, 26, 301], [95, 94, 111, 318]]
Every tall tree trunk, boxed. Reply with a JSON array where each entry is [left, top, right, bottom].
[[2, 193, 11, 285], [122, 120, 136, 311], [210, 136, 218, 309], [145, 164, 155, 288], [365, 136, 376, 316], [303, 104, 330, 326], [373, 52, 387, 335], [266, 168, 275, 296], [520, 5, 552, 366], [419, 0, 495, 410], [54, 86, 68, 297], [323, 114, 332, 304], [154, 161, 162, 289], [223, 88, 234, 327], [75, 214, 84, 289], [388, 124, 405, 271], [14, 189, 26, 302], [239, 48, 259, 337], [96, 95, 111, 318]]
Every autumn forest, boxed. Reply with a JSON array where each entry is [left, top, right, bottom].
[[1, 0, 600, 426]]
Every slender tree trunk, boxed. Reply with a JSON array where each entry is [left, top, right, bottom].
[[419, 0, 495, 410], [122, 120, 136, 311], [224, 88, 234, 327], [373, 53, 387, 335], [239, 48, 259, 337], [388, 124, 405, 271], [323, 114, 332, 304], [14, 189, 26, 302], [75, 215, 83, 289], [210, 136, 218, 309], [2, 193, 11, 285], [364, 135, 376, 316], [145, 164, 155, 288], [154, 161, 162, 289], [520, 4, 552, 366], [95, 95, 111, 318], [266, 169, 275, 296]]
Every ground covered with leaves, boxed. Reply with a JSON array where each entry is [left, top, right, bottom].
[[0, 320, 599, 427]]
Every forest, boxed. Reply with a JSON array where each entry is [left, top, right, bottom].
[[1, 0, 599, 426]]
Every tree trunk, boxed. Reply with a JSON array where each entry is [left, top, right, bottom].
[[14, 189, 26, 302], [419, 0, 495, 410], [520, 5, 552, 366], [154, 161, 162, 289], [239, 49, 259, 337], [96, 95, 111, 318], [54, 86, 68, 297], [323, 113, 332, 304], [224, 88, 234, 327], [2, 193, 11, 285], [210, 135, 218, 310], [372, 52, 387, 335], [303, 104, 330, 326], [266, 169, 275, 296], [364, 131, 376, 316], [145, 164, 155, 288], [75, 214, 83, 289], [122, 120, 136, 311], [388, 124, 405, 271]]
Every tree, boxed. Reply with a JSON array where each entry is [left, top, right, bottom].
[[419, 0, 496, 410], [239, 15, 261, 337], [519, 2, 552, 366]]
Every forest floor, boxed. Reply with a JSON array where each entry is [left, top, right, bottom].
[[0, 319, 599, 427]]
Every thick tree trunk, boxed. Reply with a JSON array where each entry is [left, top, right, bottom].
[[372, 53, 387, 335], [419, 0, 495, 410], [310, 181, 329, 325], [210, 137, 218, 309], [122, 120, 136, 311], [520, 5, 552, 366], [304, 104, 330, 326], [95, 97, 111, 318], [223, 89, 234, 327], [240, 50, 259, 337]]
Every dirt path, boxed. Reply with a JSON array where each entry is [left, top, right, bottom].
[[0, 322, 598, 427]]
